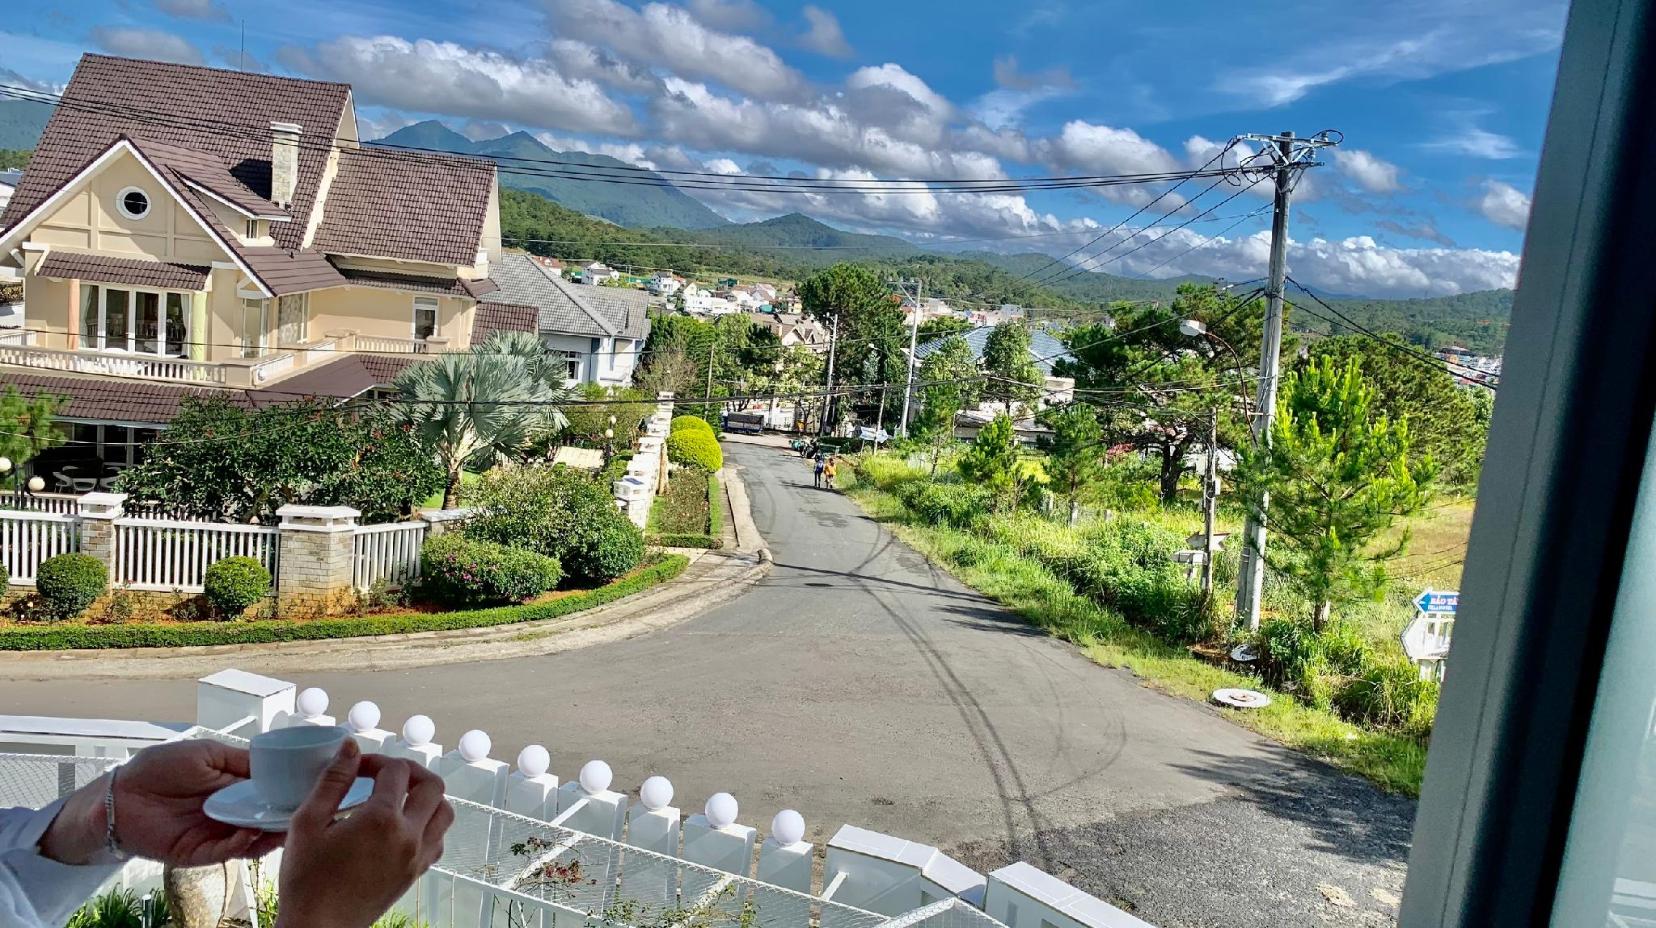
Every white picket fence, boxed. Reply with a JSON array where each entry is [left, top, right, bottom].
[[112, 518, 281, 593], [353, 521, 428, 592], [0, 510, 80, 585], [0, 491, 82, 515]]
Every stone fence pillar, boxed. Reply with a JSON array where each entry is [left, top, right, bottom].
[[420, 507, 473, 537], [76, 492, 126, 575], [275, 504, 359, 617]]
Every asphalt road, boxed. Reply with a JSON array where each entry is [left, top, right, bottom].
[[0, 441, 1415, 927]]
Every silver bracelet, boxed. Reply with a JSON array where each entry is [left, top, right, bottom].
[[104, 767, 130, 861]]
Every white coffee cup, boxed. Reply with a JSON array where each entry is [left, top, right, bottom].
[[249, 725, 348, 810]]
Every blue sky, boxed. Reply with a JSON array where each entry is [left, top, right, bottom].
[[2, 0, 1567, 297]]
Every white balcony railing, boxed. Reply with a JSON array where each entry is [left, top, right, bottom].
[[354, 333, 432, 354], [0, 336, 229, 384]]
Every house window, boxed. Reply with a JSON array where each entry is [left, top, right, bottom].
[[240, 297, 268, 358], [413, 296, 439, 340], [552, 350, 582, 382], [76, 284, 190, 356], [115, 186, 151, 221], [277, 293, 308, 345], [245, 219, 259, 240]]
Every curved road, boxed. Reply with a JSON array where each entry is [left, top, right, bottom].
[[0, 441, 1414, 927]]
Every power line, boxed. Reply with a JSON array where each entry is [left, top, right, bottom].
[[1285, 277, 1499, 389], [0, 84, 1246, 197]]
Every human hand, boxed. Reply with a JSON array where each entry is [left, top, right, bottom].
[[39, 739, 284, 867], [276, 740, 453, 928]]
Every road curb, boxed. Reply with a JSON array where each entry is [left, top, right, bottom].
[[0, 551, 771, 680], [722, 461, 765, 553]]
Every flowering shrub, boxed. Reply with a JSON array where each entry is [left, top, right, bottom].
[[418, 534, 562, 608]]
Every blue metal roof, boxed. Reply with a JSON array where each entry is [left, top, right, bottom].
[[914, 324, 1073, 376]]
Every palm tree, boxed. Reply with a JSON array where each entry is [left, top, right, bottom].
[[393, 335, 567, 508]]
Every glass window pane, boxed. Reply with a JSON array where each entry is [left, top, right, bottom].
[[164, 294, 187, 357], [1550, 417, 1656, 925], [414, 297, 438, 340], [134, 291, 160, 355], [278, 293, 307, 345], [104, 288, 129, 350], [80, 284, 99, 346], [241, 298, 266, 358]]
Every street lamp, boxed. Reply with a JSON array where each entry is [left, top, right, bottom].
[[1180, 319, 1252, 423], [0, 456, 45, 496]]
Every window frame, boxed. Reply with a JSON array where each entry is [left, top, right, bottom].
[[1400, 1, 1656, 924], [78, 283, 192, 357], [240, 297, 269, 358], [413, 295, 439, 341], [115, 185, 151, 221]]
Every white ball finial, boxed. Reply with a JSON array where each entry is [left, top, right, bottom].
[[401, 714, 435, 747], [346, 701, 381, 733], [579, 760, 613, 794], [458, 729, 491, 763], [296, 687, 329, 719], [639, 775, 674, 811], [705, 792, 738, 829], [0, 456, 10, 473], [517, 744, 550, 778], [26, 476, 44, 493], [771, 809, 805, 847]]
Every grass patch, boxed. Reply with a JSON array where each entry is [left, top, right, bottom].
[[0, 555, 689, 651], [418, 470, 484, 509], [845, 475, 1428, 796], [647, 469, 723, 549]]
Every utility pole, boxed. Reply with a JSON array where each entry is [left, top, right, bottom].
[[819, 312, 840, 437], [1233, 129, 1337, 630], [1202, 406, 1218, 596], [704, 341, 716, 403], [898, 277, 923, 437]]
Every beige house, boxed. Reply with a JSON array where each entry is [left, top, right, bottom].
[[0, 53, 542, 475]]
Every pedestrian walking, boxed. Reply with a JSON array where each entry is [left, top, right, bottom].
[[813, 454, 826, 489], [823, 456, 838, 489]]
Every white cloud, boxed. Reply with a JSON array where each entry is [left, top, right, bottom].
[[686, 0, 770, 31], [153, 0, 231, 22], [1478, 179, 1532, 230], [89, 27, 203, 65], [1424, 126, 1523, 159], [799, 6, 853, 58], [547, 39, 659, 92], [1221, 13, 1564, 107], [1333, 149, 1402, 193], [1044, 120, 1180, 174], [280, 37, 637, 136], [544, 0, 809, 101]]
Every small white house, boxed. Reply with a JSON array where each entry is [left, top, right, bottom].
[[583, 261, 619, 283], [491, 254, 651, 386], [647, 273, 682, 296]]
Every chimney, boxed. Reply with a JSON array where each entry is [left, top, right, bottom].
[[270, 121, 301, 209]]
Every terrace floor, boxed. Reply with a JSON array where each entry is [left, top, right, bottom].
[[0, 441, 1415, 928]]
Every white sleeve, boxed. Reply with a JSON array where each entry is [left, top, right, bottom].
[[0, 803, 124, 928]]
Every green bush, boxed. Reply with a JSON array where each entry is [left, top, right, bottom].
[[35, 553, 107, 620], [901, 482, 993, 529], [653, 468, 712, 534], [646, 532, 724, 549], [203, 556, 271, 618], [0, 560, 7, 598], [419, 534, 562, 608], [671, 414, 715, 436], [1334, 658, 1440, 737], [666, 428, 723, 472], [466, 466, 645, 583], [66, 888, 143, 928], [0, 555, 687, 650]]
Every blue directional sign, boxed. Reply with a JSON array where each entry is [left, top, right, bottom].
[[1414, 589, 1459, 614]]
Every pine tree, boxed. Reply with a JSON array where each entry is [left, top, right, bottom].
[[1045, 404, 1106, 525], [982, 322, 1042, 415], [958, 413, 1020, 510], [1237, 357, 1434, 629]]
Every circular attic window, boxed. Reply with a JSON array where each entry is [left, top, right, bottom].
[[116, 186, 151, 221]]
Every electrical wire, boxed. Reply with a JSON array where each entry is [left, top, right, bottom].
[[1285, 277, 1499, 389]]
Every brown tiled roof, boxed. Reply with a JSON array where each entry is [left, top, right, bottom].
[[0, 369, 251, 424], [0, 54, 350, 251], [312, 146, 495, 266], [473, 302, 539, 342], [247, 355, 376, 405], [38, 252, 209, 290], [130, 136, 286, 219], [241, 247, 346, 296], [358, 353, 425, 385], [335, 266, 498, 300]]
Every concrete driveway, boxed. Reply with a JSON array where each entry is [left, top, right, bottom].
[[0, 441, 1415, 927]]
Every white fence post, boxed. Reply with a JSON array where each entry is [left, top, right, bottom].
[[756, 810, 812, 895], [195, 669, 295, 734], [386, 714, 444, 769], [621, 776, 681, 908], [283, 687, 336, 727], [346, 701, 393, 752], [439, 730, 509, 807], [504, 745, 558, 819], [680, 792, 756, 908]]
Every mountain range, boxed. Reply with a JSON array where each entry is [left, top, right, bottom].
[[373, 120, 729, 230]]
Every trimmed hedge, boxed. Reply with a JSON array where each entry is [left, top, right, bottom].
[[666, 428, 723, 472], [647, 533, 724, 549], [420, 534, 563, 608], [0, 555, 689, 650], [670, 414, 715, 436], [203, 557, 271, 618], [36, 554, 107, 621]]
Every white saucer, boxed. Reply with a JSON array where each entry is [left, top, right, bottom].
[[203, 777, 374, 831]]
